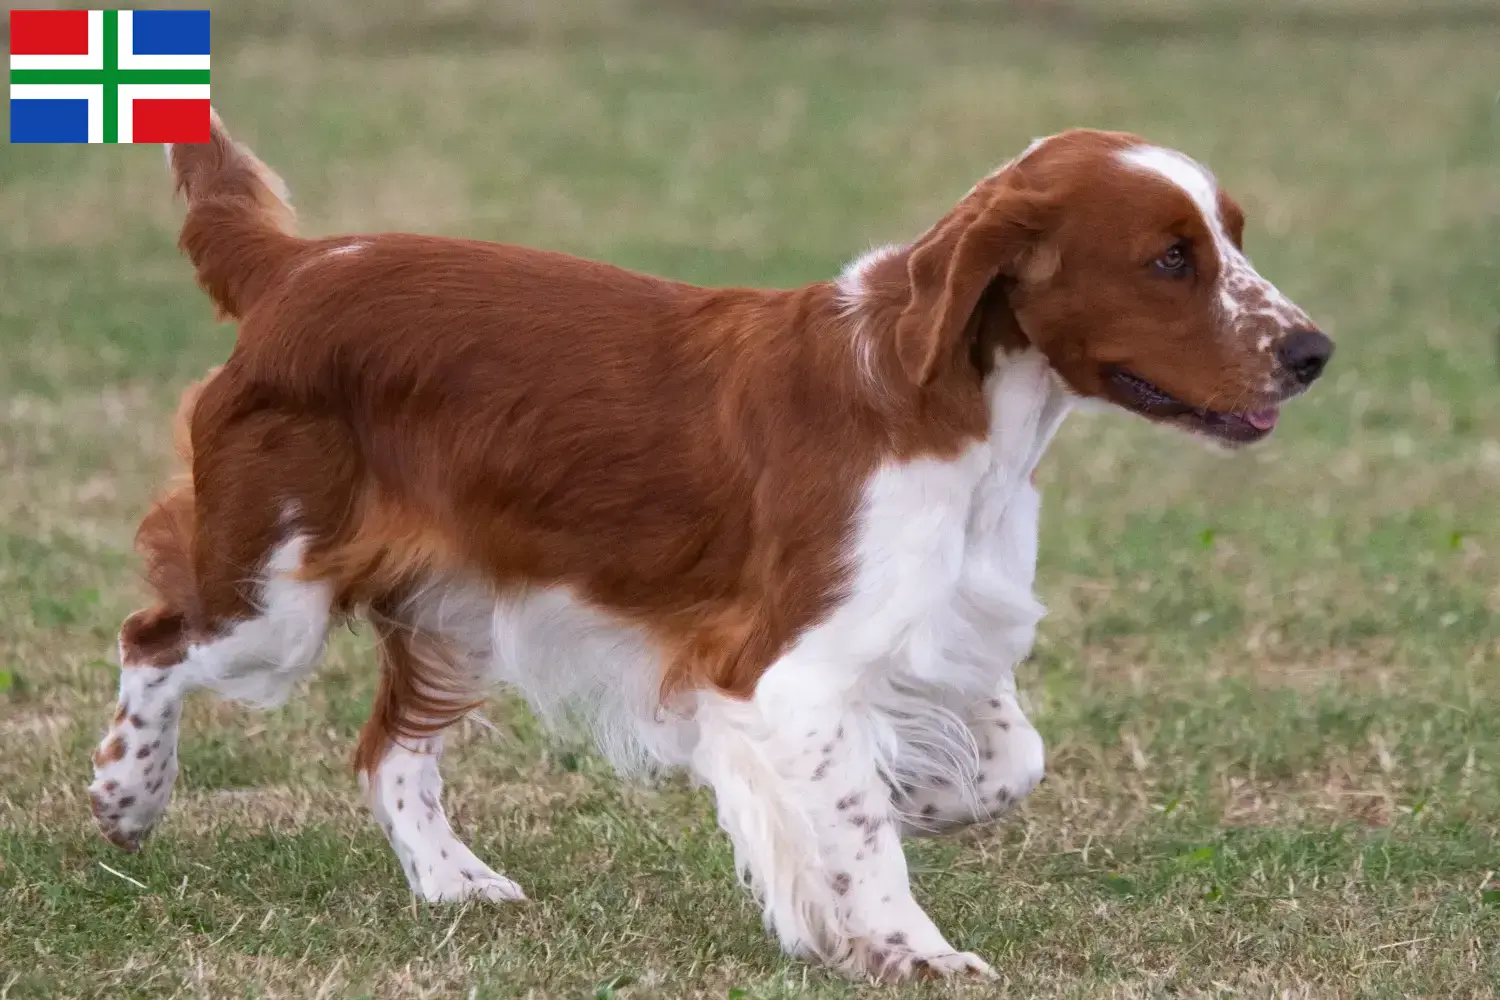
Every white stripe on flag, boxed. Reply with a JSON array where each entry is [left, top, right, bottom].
[[8, 10, 105, 71], [117, 11, 211, 71], [8, 83, 106, 142], [116, 83, 211, 144]]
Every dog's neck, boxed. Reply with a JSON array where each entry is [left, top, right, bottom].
[[991, 348, 1072, 467], [976, 346, 1073, 511]]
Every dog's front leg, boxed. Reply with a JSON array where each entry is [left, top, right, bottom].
[[691, 674, 996, 983], [895, 468, 1050, 835], [898, 676, 1047, 835]]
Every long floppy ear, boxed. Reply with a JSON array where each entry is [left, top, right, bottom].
[[894, 183, 1051, 385]]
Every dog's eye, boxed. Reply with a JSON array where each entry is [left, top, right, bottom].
[[1153, 241, 1192, 277]]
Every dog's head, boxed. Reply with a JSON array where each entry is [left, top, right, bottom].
[[896, 129, 1331, 444]]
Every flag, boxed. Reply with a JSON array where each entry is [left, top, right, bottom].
[[9, 9, 210, 144]]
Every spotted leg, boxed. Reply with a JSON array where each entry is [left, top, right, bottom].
[[354, 622, 524, 905], [89, 616, 187, 851], [89, 537, 333, 850], [361, 735, 525, 903], [692, 676, 996, 983]]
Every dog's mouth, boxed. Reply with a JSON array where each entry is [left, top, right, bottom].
[[1104, 367, 1282, 445]]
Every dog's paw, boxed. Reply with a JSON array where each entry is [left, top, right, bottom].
[[850, 939, 997, 983], [89, 717, 180, 851], [906, 950, 997, 981], [410, 854, 527, 904]]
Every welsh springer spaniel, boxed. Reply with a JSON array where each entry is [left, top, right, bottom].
[[89, 111, 1330, 982]]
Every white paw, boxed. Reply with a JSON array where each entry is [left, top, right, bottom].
[[857, 943, 997, 983], [413, 861, 526, 904], [908, 950, 997, 981], [978, 713, 1047, 802], [89, 721, 179, 851]]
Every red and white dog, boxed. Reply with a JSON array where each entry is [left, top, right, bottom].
[[89, 111, 1330, 981]]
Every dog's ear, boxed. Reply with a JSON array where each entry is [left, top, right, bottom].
[[894, 181, 1054, 386]]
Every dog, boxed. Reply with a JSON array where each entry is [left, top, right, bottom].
[[88, 110, 1330, 982]]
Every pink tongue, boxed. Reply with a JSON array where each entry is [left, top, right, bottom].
[[1246, 407, 1280, 431]]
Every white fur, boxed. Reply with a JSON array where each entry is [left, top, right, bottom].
[[182, 536, 331, 706], [363, 736, 525, 903], [389, 576, 696, 776], [88, 642, 184, 850], [321, 241, 366, 259], [288, 240, 368, 279], [1118, 146, 1310, 337], [90, 536, 332, 849], [835, 243, 903, 309], [835, 243, 905, 391]]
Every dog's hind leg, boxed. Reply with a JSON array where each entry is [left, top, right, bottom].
[[352, 592, 524, 904], [90, 533, 333, 850], [89, 397, 350, 851]]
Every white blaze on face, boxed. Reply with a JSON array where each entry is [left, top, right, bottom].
[[1117, 146, 1310, 351]]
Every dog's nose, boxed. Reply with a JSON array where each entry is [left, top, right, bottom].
[[1276, 329, 1333, 386]]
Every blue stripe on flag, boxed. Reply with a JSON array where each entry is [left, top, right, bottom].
[[130, 10, 211, 55], [10, 98, 91, 143]]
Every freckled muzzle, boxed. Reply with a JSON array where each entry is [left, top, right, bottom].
[[1104, 295, 1333, 446]]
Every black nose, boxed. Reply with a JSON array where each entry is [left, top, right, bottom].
[[1277, 329, 1333, 386]]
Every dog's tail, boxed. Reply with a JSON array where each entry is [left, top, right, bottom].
[[167, 108, 302, 320]]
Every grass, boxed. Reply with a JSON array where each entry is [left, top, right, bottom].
[[2, 1, 1498, 996]]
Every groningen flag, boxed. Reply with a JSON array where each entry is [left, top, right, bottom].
[[10, 9, 210, 144]]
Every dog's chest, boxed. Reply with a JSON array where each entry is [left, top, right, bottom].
[[817, 351, 1071, 683]]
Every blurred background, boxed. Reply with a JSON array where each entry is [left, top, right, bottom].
[[2, 2, 1497, 997]]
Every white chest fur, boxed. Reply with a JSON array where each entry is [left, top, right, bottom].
[[743, 348, 1071, 788], [767, 349, 1071, 689]]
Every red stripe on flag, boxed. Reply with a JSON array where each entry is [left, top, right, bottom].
[[9, 10, 91, 55], [132, 99, 212, 143]]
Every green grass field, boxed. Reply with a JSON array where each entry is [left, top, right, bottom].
[[2, 1, 1497, 996]]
